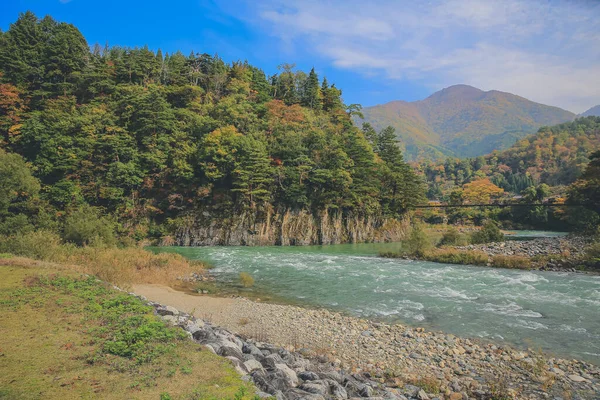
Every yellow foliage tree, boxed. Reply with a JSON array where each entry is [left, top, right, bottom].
[[462, 178, 504, 204]]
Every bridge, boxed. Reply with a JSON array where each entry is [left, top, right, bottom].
[[413, 203, 579, 209]]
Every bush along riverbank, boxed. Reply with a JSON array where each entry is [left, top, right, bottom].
[[132, 286, 600, 400], [380, 222, 599, 272]]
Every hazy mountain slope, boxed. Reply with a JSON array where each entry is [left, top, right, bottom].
[[359, 84, 576, 160], [581, 105, 600, 117]]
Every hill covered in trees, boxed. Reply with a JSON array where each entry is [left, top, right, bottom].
[[358, 84, 575, 160], [0, 12, 424, 246], [419, 116, 600, 200], [415, 117, 600, 230]]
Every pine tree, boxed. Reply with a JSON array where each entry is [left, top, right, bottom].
[[301, 67, 321, 110]]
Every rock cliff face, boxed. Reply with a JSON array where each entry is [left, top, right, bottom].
[[174, 209, 410, 246]]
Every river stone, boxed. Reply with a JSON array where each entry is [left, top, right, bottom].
[[568, 374, 586, 382], [244, 359, 264, 373]]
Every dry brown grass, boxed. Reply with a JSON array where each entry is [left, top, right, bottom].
[[63, 246, 206, 287], [491, 255, 532, 270], [0, 246, 206, 287]]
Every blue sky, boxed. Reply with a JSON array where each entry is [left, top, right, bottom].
[[1, 0, 599, 113]]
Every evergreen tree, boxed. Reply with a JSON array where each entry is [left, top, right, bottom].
[[301, 67, 321, 110]]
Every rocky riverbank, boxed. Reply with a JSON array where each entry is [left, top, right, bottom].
[[132, 284, 599, 400], [455, 236, 596, 271]]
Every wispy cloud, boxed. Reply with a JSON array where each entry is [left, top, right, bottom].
[[241, 0, 600, 112]]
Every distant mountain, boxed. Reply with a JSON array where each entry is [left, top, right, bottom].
[[358, 85, 576, 160], [580, 105, 600, 117]]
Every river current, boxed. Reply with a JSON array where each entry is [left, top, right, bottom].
[[152, 237, 600, 365]]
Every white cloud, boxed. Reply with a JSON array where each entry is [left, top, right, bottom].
[[245, 0, 600, 113]]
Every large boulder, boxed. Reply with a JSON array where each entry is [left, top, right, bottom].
[[192, 328, 217, 343], [243, 343, 265, 360], [274, 363, 299, 387], [298, 371, 320, 381], [262, 353, 285, 370], [244, 359, 265, 373], [299, 380, 330, 396], [226, 356, 248, 375], [327, 379, 348, 399], [283, 388, 326, 400], [156, 305, 179, 316], [218, 343, 244, 360]]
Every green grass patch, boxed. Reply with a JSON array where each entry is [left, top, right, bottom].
[[0, 265, 256, 400]]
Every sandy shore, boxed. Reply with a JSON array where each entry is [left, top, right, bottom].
[[133, 284, 599, 399]]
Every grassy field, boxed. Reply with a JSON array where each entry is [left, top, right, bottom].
[[0, 262, 256, 400]]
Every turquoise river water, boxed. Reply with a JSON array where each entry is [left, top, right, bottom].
[[152, 237, 599, 365]]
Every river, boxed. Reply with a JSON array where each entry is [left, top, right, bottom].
[[152, 239, 600, 365]]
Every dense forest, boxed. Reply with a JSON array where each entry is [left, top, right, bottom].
[[0, 12, 424, 245]]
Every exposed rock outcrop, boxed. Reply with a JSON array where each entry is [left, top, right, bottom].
[[175, 209, 410, 246]]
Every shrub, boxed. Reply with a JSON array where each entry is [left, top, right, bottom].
[[405, 223, 432, 257], [239, 272, 254, 288], [0, 230, 67, 261], [438, 227, 467, 247], [470, 220, 504, 244], [491, 255, 532, 269], [585, 242, 600, 260], [63, 205, 117, 247], [424, 249, 488, 266], [379, 251, 406, 258]]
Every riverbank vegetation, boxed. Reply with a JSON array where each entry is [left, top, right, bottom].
[[0, 231, 205, 286], [0, 264, 254, 399]]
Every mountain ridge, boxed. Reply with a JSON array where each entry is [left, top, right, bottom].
[[358, 84, 576, 160], [581, 105, 600, 117]]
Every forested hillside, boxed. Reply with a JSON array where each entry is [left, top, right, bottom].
[[358, 85, 575, 160], [0, 12, 424, 246], [420, 117, 600, 199]]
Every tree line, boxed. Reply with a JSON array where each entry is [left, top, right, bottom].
[[0, 11, 424, 244]]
